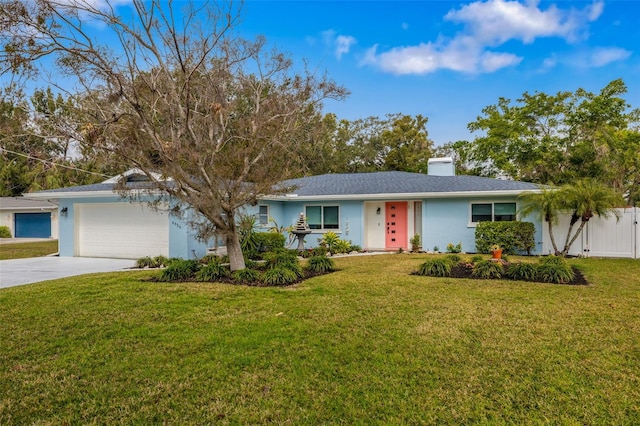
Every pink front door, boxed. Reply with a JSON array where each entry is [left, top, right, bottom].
[[385, 202, 408, 250]]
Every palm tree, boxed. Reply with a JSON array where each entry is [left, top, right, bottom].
[[518, 187, 563, 255], [559, 179, 625, 256]]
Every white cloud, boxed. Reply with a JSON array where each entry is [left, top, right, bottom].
[[335, 35, 357, 59], [363, 0, 608, 75], [322, 29, 357, 60], [361, 36, 521, 75], [445, 0, 604, 44], [589, 47, 631, 67]]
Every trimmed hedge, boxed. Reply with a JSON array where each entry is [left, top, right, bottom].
[[475, 221, 535, 255]]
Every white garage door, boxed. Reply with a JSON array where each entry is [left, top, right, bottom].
[[76, 202, 169, 259]]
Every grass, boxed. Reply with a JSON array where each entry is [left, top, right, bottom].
[[1, 254, 639, 424], [0, 240, 59, 260]]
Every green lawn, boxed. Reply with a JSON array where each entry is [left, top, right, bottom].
[[0, 240, 58, 260], [1, 255, 639, 424]]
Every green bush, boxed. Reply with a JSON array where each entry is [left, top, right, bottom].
[[254, 232, 286, 253], [135, 256, 158, 268], [349, 245, 362, 253], [263, 248, 299, 269], [312, 246, 328, 256], [263, 266, 299, 286], [471, 260, 504, 279], [307, 255, 336, 273], [470, 255, 484, 264], [158, 259, 200, 282], [475, 221, 535, 255], [332, 239, 352, 254], [505, 262, 538, 281], [410, 234, 421, 252], [0, 226, 11, 238], [153, 255, 170, 267], [232, 268, 261, 284], [195, 262, 230, 281], [446, 242, 462, 253], [537, 256, 575, 284], [445, 254, 461, 263], [417, 258, 452, 277]]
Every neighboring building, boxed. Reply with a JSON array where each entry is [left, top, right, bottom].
[[28, 159, 543, 259], [0, 197, 59, 239]]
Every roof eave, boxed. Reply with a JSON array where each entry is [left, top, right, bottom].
[[265, 189, 541, 202]]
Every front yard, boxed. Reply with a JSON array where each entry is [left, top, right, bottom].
[[1, 254, 639, 424], [0, 240, 58, 260]]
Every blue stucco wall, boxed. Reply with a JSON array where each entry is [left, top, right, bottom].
[[422, 197, 543, 254], [276, 200, 364, 249]]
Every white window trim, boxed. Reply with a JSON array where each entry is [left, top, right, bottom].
[[304, 204, 341, 232], [468, 201, 517, 227], [257, 204, 270, 227]]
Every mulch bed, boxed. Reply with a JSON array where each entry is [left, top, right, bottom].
[[448, 263, 589, 285]]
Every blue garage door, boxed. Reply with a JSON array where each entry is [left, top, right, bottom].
[[14, 212, 52, 238]]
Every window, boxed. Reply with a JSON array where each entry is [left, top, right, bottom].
[[257, 205, 269, 226], [305, 205, 339, 230], [470, 202, 516, 224]]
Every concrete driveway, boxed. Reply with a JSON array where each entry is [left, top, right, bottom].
[[0, 257, 136, 289]]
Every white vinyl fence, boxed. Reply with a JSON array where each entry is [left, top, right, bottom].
[[542, 207, 639, 259]]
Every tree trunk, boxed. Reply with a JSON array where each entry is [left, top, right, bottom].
[[226, 232, 246, 272], [560, 213, 580, 256], [546, 219, 560, 255], [561, 220, 588, 257]]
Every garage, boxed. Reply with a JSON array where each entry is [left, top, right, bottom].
[[14, 212, 52, 238], [76, 202, 169, 259]]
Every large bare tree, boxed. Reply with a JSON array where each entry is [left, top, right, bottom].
[[1, 0, 347, 270]]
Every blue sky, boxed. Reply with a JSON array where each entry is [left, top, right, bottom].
[[236, 0, 639, 145], [9, 0, 638, 146]]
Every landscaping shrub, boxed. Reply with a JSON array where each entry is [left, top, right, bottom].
[[471, 260, 504, 279], [0, 226, 11, 238], [232, 268, 262, 284], [410, 234, 421, 252], [263, 266, 299, 286], [307, 255, 336, 273], [333, 239, 352, 254], [475, 221, 535, 255], [537, 256, 575, 284], [135, 256, 158, 268], [505, 262, 538, 281], [446, 242, 462, 253], [263, 248, 299, 269], [153, 255, 170, 267], [349, 244, 362, 253], [445, 254, 461, 263], [195, 262, 230, 281], [319, 231, 340, 252], [470, 255, 484, 264], [158, 259, 200, 282], [312, 246, 328, 256], [254, 232, 285, 253], [417, 258, 452, 277]]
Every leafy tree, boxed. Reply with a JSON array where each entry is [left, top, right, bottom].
[[1, 0, 346, 270], [519, 180, 624, 257], [559, 179, 625, 256], [518, 187, 564, 255], [457, 79, 640, 202]]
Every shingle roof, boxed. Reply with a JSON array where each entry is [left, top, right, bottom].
[[32, 171, 540, 198], [0, 197, 57, 209], [279, 172, 539, 196]]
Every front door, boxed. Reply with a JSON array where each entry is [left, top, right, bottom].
[[385, 202, 408, 250]]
